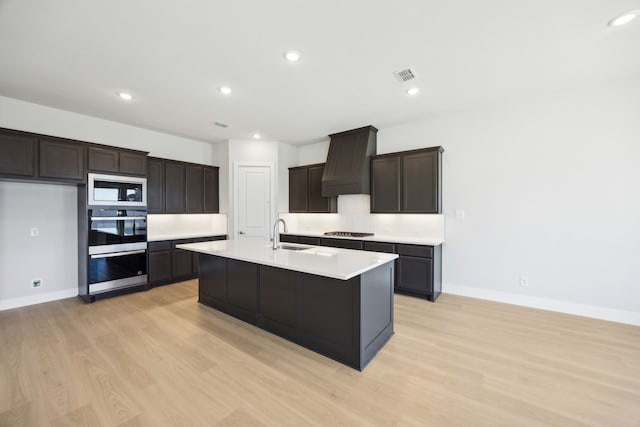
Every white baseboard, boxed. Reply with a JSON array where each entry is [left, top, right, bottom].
[[443, 283, 640, 326], [0, 287, 78, 311]]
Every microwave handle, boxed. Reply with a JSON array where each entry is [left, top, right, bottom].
[[90, 249, 146, 259]]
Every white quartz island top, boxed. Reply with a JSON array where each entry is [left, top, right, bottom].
[[176, 239, 398, 280]]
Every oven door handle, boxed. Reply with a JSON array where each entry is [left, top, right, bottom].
[[90, 216, 147, 221], [90, 249, 146, 259]]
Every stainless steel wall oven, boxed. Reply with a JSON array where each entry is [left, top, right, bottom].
[[87, 208, 147, 294]]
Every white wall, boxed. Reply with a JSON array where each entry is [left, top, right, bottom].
[[379, 75, 640, 323], [298, 139, 329, 165], [0, 96, 223, 308], [0, 182, 78, 309]]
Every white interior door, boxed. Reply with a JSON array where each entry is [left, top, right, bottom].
[[236, 165, 272, 240]]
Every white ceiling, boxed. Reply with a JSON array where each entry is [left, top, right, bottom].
[[1, 1, 639, 145]]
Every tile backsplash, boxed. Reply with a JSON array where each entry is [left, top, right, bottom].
[[280, 195, 444, 240]]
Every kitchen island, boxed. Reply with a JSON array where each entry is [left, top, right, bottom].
[[177, 239, 398, 370]]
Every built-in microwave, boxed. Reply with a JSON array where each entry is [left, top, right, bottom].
[[88, 173, 147, 207]]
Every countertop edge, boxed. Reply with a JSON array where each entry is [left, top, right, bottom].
[[282, 231, 444, 246], [176, 242, 398, 280]]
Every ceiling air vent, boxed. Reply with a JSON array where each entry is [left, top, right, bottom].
[[393, 68, 417, 82], [214, 121, 230, 128]]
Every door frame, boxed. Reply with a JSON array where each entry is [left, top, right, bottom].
[[232, 161, 275, 240]]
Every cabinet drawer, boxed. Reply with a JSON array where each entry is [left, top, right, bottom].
[[396, 244, 433, 258], [363, 242, 395, 253], [280, 235, 299, 244], [320, 238, 363, 250], [148, 241, 171, 252], [298, 236, 321, 246]]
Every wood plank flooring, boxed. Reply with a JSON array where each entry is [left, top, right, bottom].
[[1, 280, 639, 426]]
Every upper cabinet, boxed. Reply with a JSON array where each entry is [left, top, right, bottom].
[[39, 137, 85, 182], [371, 146, 443, 214], [289, 163, 337, 213], [147, 157, 219, 214], [0, 128, 85, 183], [0, 128, 36, 178], [88, 145, 147, 176]]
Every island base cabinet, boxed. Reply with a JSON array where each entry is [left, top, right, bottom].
[[260, 267, 301, 341], [197, 255, 395, 370], [199, 255, 227, 309], [226, 260, 258, 324]]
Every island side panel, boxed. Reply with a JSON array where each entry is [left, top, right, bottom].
[[226, 259, 259, 324], [300, 274, 360, 369], [259, 266, 301, 342], [199, 254, 227, 311], [359, 260, 395, 369]]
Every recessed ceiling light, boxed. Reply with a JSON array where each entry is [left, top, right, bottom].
[[219, 86, 232, 95], [406, 87, 420, 96], [608, 10, 638, 27], [253, 133, 261, 139], [284, 50, 302, 62], [118, 92, 133, 101]]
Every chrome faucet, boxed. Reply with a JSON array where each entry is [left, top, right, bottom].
[[272, 218, 288, 250]]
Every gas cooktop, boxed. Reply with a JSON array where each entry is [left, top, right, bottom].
[[323, 231, 374, 238]]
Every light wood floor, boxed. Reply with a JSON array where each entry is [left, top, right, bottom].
[[1, 281, 639, 427]]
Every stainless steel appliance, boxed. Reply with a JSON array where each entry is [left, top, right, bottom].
[[87, 173, 147, 207], [88, 208, 147, 294]]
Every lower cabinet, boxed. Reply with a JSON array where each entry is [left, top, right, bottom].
[[226, 260, 258, 323], [280, 234, 442, 302], [198, 255, 393, 370], [148, 235, 226, 286], [260, 266, 300, 341]]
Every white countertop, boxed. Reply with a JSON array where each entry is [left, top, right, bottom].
[[282, 231, 444, 246], [176, 239, 398, 280]]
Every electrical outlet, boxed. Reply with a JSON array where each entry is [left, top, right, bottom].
[[520, 276, 529, 287], [454, 209, 465, 219], [31, 279, 42, 288], [30, 227, 39, 237]]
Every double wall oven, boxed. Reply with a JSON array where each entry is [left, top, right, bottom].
[[86, 174, 148, 296]]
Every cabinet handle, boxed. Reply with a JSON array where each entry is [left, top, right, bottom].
[[238, 231, 245, 235]]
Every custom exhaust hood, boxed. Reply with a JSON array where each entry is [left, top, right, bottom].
[[321, 125, 377, 197]]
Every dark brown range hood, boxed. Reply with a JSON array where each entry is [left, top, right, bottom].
[[321, 125, 377, 197]]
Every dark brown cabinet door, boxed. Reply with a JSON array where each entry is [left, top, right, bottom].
[[147, 158, 165, 214], [185, 165, 204, 213], [226, 259, 258, 323], [119, 151, 147, 176], [259, 266, 300, 340], [396, 255, 432, 295], [289, 167, 308, 212], [39, 138, 85, 181], [370, 155, 401, 213], [148, 250, 172, 284], [88, 147, 119, 173], [164, 162, 186, 213], [0, 129, 35, 177], [203, 167, 219, 213], [308, 165, 336, 212], [402, 150, 439, 213], [301, 274, 357, 365], [172, 248, 193, 279], [199, 255, 227, 304]]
